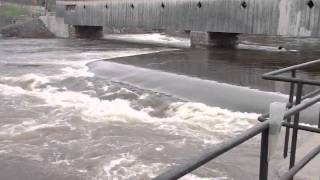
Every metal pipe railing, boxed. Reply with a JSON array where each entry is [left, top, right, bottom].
[[262, 76, 320, 86], [284, 94, 320, 119], [284, 70, 296, 158], [278, 145, 320, 180], [258, 88, 320, 122], [259, 93, 320, 120], [154, 60, 320, 180], [153, 121, 270, 180], [301, 88, 320, 101], [262, 60, 320, 180], [263, 59, 320, 76], [154, 94, 320, 180], [262, 59, 320, 86], [258, 94, 320, 134], [289, 82, 303, 171], [282, 122, 320, 133]]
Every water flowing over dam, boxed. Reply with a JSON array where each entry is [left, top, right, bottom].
[[0, 35, 319, 180]]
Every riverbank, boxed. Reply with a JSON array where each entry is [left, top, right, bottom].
[[0, 2, 54, 38], [0, 3, 30, 28], [1, 18, 54, 38]]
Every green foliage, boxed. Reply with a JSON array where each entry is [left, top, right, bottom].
[[0, 4, 29, 17]]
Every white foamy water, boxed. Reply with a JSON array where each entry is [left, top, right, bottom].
[[104, 33, 190, 48], [103, 153, 167, 179], [181, 175, 232, 180], [0, 38, 261, 180], [238, 43, 290, 52], [0, 72, 258, 143], [104, 33, 299, 52]]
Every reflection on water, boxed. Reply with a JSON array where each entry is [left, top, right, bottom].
[[107, 35, 320, 95]]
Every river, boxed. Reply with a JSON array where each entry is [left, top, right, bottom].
[[0, 35, 319, 180]]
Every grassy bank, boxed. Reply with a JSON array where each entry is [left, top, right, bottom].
[[0, 4, 29, 17]]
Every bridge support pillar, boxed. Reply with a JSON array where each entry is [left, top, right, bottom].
[[70, 25, 103, 39], [190, 31, 239, 48]]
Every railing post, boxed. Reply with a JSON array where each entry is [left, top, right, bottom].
[[260, 128, 269, 180], [318, 108, 320, 128], [260, 102, 286, 180], [283, 70, 296, 158], [289, 83, 303, 176]]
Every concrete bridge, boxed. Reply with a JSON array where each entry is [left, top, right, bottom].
[[55, 0, 320, 47]]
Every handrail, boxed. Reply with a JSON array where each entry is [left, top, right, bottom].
[[283, 94, 320, 119], [278, 145, 320, 180], [154, 94, 320, 180], [153, 60, 320, 180], [262, 59, 320, 86], [263, 59, 320, 76], [153, 121, 270, 180], [262, 59, 320, 178], [282, 122, 320, 133], [258, 88, 320, 122]]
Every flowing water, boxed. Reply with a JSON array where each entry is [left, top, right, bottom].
[[0, 35, 319, 180]]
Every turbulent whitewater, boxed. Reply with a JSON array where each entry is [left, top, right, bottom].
[[0, 38, 262, 180]]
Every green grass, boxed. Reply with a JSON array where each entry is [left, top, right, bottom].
[[0, 4, 29, 17]]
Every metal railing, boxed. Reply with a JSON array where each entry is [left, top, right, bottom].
[[154, 59, 320, 180]]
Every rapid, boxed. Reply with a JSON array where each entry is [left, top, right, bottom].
[[0, 35, 319, 180]]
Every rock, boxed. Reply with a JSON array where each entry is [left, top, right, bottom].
[[1, 18, 55, 38]]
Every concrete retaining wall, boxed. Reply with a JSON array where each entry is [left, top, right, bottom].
[[40, 14, 69, 38], [190, 31, 239, 48]]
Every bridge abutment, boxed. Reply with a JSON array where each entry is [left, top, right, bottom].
[[70, 25, 103, 39], [190, 31, 239, 48]]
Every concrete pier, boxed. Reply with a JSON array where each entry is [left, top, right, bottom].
[[190, 31, 239, 48], [71, 25, 103, 39]]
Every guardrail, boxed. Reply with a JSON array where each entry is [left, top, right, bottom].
[[154, 59, 320, 180]]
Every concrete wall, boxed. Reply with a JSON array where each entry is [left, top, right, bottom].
[[55, 0, 320, 37], [190, 31, 239, 48], [40, 14, 69, 38]]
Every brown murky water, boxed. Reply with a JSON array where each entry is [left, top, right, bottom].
[[0, 35, 319, 180]]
